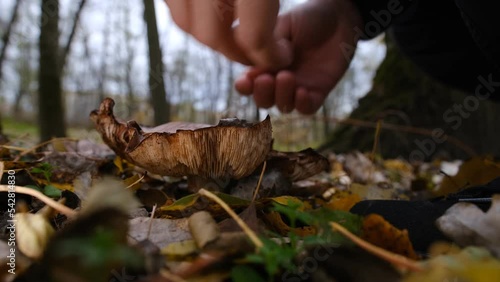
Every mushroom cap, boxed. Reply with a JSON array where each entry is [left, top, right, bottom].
[[90, 98, 273, 180]]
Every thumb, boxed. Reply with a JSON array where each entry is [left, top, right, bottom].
[[234, 0, 292, 70]]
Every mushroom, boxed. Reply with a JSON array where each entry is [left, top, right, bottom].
[[90, 98, 273, 190]]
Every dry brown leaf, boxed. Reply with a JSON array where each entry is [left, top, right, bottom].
[[361, 214, 419, 260], [263, 211, 316, 237], [129, 217, 191, 248], [218, 203, 259, 233], [189, 211, 220, 249], [266, 148, 330, 182]]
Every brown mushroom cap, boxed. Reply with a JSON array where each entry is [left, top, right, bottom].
[[90, 98, 273, 180]]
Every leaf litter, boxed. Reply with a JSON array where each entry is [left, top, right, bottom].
[[0, 98, 499, 281]]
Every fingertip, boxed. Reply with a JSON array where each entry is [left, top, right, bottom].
[[295, 88, 324, 115], [235, 76, 253, 95], [275, 71, 295, 113], [253, 74, 275, 109]]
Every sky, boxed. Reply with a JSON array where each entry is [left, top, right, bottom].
[[0, 0, 385, 117]]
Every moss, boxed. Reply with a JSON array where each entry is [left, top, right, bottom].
[[323, 34, 500, 160]]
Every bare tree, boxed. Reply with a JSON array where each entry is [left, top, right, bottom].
[[0, 0, 23, 84], [97, 5, 111, 102], [143, 0, 169, 125], [59, 0, 87, 75], [38, 0, 88, 141], [38, 0, 66, 141], [13, 38, 34, 116], [123, 0, 136, 117]]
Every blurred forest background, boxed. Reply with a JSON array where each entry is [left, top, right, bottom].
[[1, 0, 499, 159]]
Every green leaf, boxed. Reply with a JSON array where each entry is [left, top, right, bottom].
[[272, 200, 314, 228], [31, 162, 53, 182], [43, 184, 62, 198], [246, 236, 297, 277], [25, 184, 42, 192], [309, 208, 363, 234], [231, 265, 266, 282]]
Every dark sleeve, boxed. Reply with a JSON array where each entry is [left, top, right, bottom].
[[350, 0, 416, 40], [454, 0, 500, 70]]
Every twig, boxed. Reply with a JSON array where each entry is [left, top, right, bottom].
[[14, 137, 78, 161], [198, 189, 263, 249], [252, 161, 267, 203], [0, 144, 28, 152], [313, 116, 477, 157], [370, 119, 382, 161], [330, 222, 423, 272], [0, 185, 77, 218], [147, 204, 157, 239], [125, 173, 145, 189]]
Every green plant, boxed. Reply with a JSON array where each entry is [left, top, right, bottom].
[[233, 200, 363, 280], [29, 162, 61, 198]]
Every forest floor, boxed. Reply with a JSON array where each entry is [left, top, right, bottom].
[[1, 102, 500, 282]]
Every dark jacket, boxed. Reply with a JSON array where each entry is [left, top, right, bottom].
[[353, 0, 500, 98]]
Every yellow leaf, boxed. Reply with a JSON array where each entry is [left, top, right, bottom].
[[361, 214, 418, 260], [161, 240, 198, 259], [437, 156, 500, 196], [317, 190, 361, 211]]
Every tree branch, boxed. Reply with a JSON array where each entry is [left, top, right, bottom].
[[0, 0, 23, 83], [58, 0, 87, 76]]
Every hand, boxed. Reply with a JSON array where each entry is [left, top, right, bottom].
[[236, 0, 363, 114], [164, 0, 293, 69]]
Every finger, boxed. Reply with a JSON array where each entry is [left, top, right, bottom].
[[164, 0, 190, 32], [275, 71, 295, 113], [253, 74, 275, 109], [295, 88, 324, 115], [167, 0, 251, 65], [192, 0, 252, 64], [234, 67, 267, 95], [235, 0, 292, 69], [235, 75, 253, 95]]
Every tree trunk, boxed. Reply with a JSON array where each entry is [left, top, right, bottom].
[[39, 0, 66, 141], [323, 33, 500, 160], [0, 0, 22, 84], [143, 0, 169, 125]]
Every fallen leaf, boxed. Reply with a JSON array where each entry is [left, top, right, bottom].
[[437, 156, 500, 196], [265, 148, 330, 182], [15, 212, 55, 259], [344, 151, 387, 184], [158, 192, 250, 219], [162, 240, 198, 258], [349, 183, 394, 200], [189, 211, 220, 249], [129, 217, 191, 248], [81, 177, 140, 216], [436, 195, 500, 256], [361, 214, 418, 260], [404, 247, 500, 282], [219, 203, 260, 233], [317, 190, 361, 211]]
